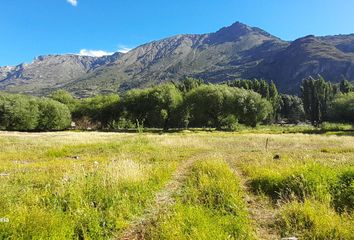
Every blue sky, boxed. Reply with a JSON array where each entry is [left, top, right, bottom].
[[1, 0, 354, 66]]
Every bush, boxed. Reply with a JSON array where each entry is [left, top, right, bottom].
[[73, 94, 120, 129], [0, 93, 71, 131], [329, 93, 354, 123], [37, 98, 71, 131], [123, 84, 183, 130], [185, 85, 272, 128], [0, 93, 39, 131]]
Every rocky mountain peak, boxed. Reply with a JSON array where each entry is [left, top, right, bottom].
[[1, 22, 354, 96], [206, 21, 278, 45]]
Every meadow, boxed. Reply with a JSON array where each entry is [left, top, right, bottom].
[[0, 130, 353, 239]]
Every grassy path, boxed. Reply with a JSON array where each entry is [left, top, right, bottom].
[[119, 153, 206, 239], [120, 153, 280, 240], [225, 158, 280, 240]]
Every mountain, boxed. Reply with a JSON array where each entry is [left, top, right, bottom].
[[1, 22, 354, 96], [62, 22, 289, 96], [253, 35, 354, 93], [0, 53, 122, 95]]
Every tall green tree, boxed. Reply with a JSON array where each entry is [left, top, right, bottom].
[[329, 92, 354, 123], [49, 90, 77, 112], [185, 85, 272, 128], [229, 79, 280, 122], [339, 79, 352, 94], [278, 94, 305, 123], [124, 84, 183, 130], [147, 84, 183, 130], [0, 93, 39, 131], [0, 93, 71, 131], [174, 78, 204, 93], [37, 98, 71, 131], [74, 94, 120, 128], [301, 76, 336, 125]]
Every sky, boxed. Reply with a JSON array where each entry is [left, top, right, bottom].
[[1, 0, 354, 66]]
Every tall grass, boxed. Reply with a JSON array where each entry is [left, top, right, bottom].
[[0, 133, 200, 239], [278, 200, 353, 239], [146, 160, 255, 239], [0, 131, 353, 239], [248, 164, 354, 214]]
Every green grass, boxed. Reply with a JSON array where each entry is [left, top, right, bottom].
[[248, 163, 354, 213], [145, 159, 254, 240], [0, 131, 353, 239], [279, 200, 353, 239], [0, 133, 201, 239]]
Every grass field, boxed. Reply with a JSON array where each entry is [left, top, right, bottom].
[[0, 131, 353, 239]]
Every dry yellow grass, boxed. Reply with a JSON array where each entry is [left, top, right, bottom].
[[0, 131, 353, 239]]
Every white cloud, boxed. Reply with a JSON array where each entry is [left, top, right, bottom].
[[76, 45, 133, 57], [67, 0, 78, 7], [79, 49, 114, 57], [117, 45, 132, 53]]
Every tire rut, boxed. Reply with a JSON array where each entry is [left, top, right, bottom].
[[225, 158, 280, 240], [119, 152, 207, 240]]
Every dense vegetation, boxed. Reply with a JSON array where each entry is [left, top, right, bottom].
[[0, 77, 353, 131], [0, 92, 71, 131]]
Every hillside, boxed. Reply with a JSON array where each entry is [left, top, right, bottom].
[[0, 53, 122, 96], [1, 22, 354, 96]]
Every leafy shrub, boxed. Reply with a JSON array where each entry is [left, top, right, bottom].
[[185, 85, 272, 128], [0, 93, 71, 131], [73, 94, 120, 129], [329, 93, 354, 123], [123, 84, 183, 130], [0, 93, 39, 131], [111, 117, 136, 130], [37, 98, 71, 131]]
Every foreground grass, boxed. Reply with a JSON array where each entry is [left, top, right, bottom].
[[145, 159, 254, 239], [0, 131, 353, 239], [0, 132, 201, 239], [231, 134, 354, 239]]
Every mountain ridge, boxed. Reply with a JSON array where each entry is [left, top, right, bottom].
[[1, 22, 354, 96]]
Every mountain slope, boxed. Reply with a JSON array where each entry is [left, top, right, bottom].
[[0, 53, 123, 95], [1, 22, 354, 96], [63, 22, 288, 96], [253, 35, 354, 93]]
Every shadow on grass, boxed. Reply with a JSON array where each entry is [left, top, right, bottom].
[[97, 127, 354, 136], [3, 126, 354, 136], [301, 129, 354, 137]]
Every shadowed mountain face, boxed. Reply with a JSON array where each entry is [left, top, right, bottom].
[[252, 35, 354, 93], [1, 22, 354, 96]]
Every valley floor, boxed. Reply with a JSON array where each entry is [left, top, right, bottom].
[[0, 131, 353, 239]]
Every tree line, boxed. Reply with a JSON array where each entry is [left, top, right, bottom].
[[0, 77, 353, 131], [0, 93, 71, 131], [301, 76, 354, 125], [50, 79, 273, 130]]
